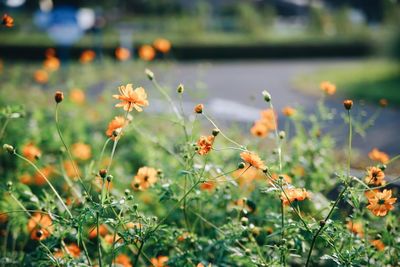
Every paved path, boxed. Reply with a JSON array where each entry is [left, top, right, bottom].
[[139, 59, 400, 154]]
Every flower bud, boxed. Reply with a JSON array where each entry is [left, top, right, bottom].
[[3, 144, 15, 154], [99, 169, 107, 179], [194, 104, 203, 114], [54, 91, 64, 103], [6, 181, 13, 190], [279, 131, 286, 139], [145, 69, 154, 80], [238, 162, 246, 169], [124, 189, 130, 196], [343, 99, 353, 110], [177, 84, 184, 94], [212, 128, 220, 136], [262, 90, 271, 102], [106, 175, 113, 182]]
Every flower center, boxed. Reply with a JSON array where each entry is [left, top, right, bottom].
[[378, 199, 385, 205]]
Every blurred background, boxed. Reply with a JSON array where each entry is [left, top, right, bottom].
[[0, 0, 399, 154]]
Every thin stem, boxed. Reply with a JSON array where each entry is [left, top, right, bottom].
[[150, 180, 201, 234], [305, 109, 353, 267], [152, 78, 182, 120], [96, 212, 103, 267], [203, 113, 244, 149], [133, 241, 145, 267], [14, 152, 72, 218], [0, 117, 10, 141], [55, 104, 90, 196]]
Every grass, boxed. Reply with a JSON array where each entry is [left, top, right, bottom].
[[295, 59, 400, 106]]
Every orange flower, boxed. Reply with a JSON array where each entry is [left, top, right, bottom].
[[153, 38, 171, 53], [63, 161, 80, 180], [65, 243, 81, 258], [281, 188, 310, 206], [250, 121, 269, 138], [22, 143, 41, 161], [104, 233, 122, 245], [200, 181, 215, 191], [197, 135, 214, 155], [34, 166, 53, 186], [131, 167, 158, 191], [70, 88, 86, 104], [43, 56, 60, 71], [113, 84, 149, 112], [34, 69, 49, 84], [80, 50, 96, 63], [139, 45, 156, 61], [320, 81, 336, 95], [282, 106, 296, 117], [27, 213, 53, 241], [346, 221, 364, 237], [368, 148, 390, 164], [366, 189, 397, 216], [20, 173, 32, 185], [371, 239, 385, 251], [2, 14, 14, 27], [240, 152, 265, 170], [115, 47, 131, 61], [88, 224, 108, 239], [71, 142, 91, 161], [150, 256, 169, 267], [260, 109, 277, 130], [365, 166, 385, 186], [114, 254, 133, 267], [106, 116, 127, 139]]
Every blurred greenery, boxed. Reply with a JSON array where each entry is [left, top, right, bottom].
[[295, 60, 400, 106]]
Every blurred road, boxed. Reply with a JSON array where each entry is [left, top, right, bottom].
[[145, 60, 400, 154]]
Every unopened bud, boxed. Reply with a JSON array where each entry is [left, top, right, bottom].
[[212, 128, 220, 136], [3, 144, 15, 154], [54, 91, 64, 103], [194, 104, 203, 114], [279, 131, 286, 139], [238, 162, 246, 169], [177, 84, 184, 94], [145, 69, 154, 80], [262, 90, 271, 102], [343, 99, 353, 110], [99, 169, 107, 179], [106, 175, 113, 183]]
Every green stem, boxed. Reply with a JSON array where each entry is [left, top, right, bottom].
[[0, 117, 10, 141], [96, 212, 103, 267], [55, 104, 90, 197], [305, 109, 353, 267], [14, 153, 72, 218], [133, 241, 145, 267]]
